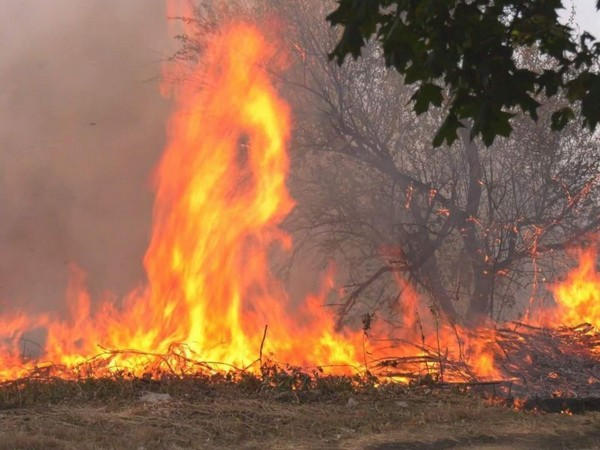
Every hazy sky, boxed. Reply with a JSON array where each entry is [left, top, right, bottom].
[[571, 1, 600, 38]]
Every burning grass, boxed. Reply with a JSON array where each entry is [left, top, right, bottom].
[[0, 363, 373, 410], [2, 327, 600, 413], [4, 312, 600, 411]]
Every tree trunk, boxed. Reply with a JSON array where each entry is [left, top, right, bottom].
[[418, 255, 458, 321], [466, 266, 494, 324], [458, 127, 494, 325]]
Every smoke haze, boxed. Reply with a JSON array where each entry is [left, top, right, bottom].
[[0, 1, 173, 312], [0, 0, 597, 317]]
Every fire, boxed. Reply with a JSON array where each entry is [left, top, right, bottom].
[[145, 21, 297, 365], [0, 21, 363, 381], [550, 247, 600, 329], [364, 278, 503, 382], [0, 13, 598, 389]]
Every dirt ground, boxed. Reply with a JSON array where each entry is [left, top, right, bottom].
[[1, 384, 600, 450]]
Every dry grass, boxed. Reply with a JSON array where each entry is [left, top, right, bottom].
[[1, 374, 600, 449]]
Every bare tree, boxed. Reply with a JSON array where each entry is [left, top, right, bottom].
[[180, 0, 600, 326], [275, 0, 600, 325]]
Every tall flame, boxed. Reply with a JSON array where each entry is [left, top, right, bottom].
[[145, 21, 296, 363], [0, 22, 363, 380]]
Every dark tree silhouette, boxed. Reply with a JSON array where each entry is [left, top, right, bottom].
[[328, 1, 600, 146]]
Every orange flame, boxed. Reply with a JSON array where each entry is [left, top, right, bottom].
[[541, 247, 600, 329], [552, 247, 600, 328], [0, 22, 362, 381], [0, 17, 598, 387]]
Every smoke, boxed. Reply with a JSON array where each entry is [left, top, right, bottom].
[[0, 1, 173, 312]]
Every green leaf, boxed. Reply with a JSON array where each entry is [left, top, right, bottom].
[[550, 107, 575, 131], [477, 109, 514, 147], [520, 95, 541, 121], [581, 75, 600, 131], [537, 70, 562, 97], [433, 114, 461, 147], [328, 0, 600, 146], [327, 0, 384, 64], [411, 83, 443, 114]]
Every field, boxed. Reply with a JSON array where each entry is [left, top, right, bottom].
[[1, 375, 600, 449]]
